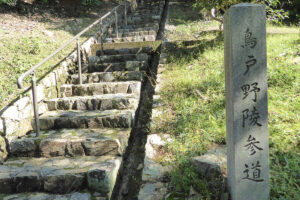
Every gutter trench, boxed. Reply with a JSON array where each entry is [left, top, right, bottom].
[[111, 1, 169, 199]]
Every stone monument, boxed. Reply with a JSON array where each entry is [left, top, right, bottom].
[[224, 3, 269, 200]]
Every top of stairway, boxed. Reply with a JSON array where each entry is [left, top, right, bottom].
[[91, 41, 162, 56]]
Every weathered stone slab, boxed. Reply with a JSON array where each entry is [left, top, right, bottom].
[[60, 82, 141, 97], [191, 146, 227, 199], [44, 171, 86, 193], [45, 94, 138, 111], [1, 192, 92, 200], [0, 156, 121, 194], [91, 41, 161, 56], [97, 54, 149, 63], [100, 47, 153, 55], [138, 182, 167, 200], [224, 3, 269, 200], [39, 110, 134, 130], [111, 30, 156, 38], [105, 35, 156, 43], [9, 128, 129, 158], [9, 138, 38, 157], [70, 71, 143, 84], [87, 158, 121, 198]]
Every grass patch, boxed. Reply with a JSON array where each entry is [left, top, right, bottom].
[[0, 10, 110, 109], [158, 2, 300, 199]]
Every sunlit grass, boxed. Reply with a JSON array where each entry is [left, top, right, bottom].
[[158, 5, 300, 199], [0, 16, 99, 109]]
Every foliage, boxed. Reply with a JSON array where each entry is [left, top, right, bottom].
[[0, 0, 16, 5], [0, 16, 96, 108], [192, 0, 297, 24], [0, 0, 104, 7], [159, 4, 300, 198]]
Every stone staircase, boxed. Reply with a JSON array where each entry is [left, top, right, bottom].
[[0, 0, 165, 199]]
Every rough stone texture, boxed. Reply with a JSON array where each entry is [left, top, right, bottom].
[[191, 145, 227, 199], [138, 182, 168, 200], [144, 35, 156, 41], [9, 129, 129, 158], [40, 139, 68, 157], [224, 4, 269, 200], [0, 135, 8, 162], [0, 0, 163, 198], [1, 192, 92, 200], [39, 110, 134, 130], [97, 54, 149, 63], [191, 145, 227, 179], [142, 158, 171, 183], [126, 61, 148, 71], [2, 106, 19, 121], [100, 47, 153, 55], [44, 172, 85, 193], [0, 8, 102, 140], [87, 159, 121, 198], [45, 94, 138, 111], [4, 119, 19, 136], [60, 82, 141, 97], [14, 97, 30, 110], [9, 138, 38, 157], [0, 156, 120, 194], [145, 134, 171, 159], [70, 71, 143, 84]]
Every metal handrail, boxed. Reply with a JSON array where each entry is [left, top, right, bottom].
[[17, 5, 121, 89], [17, 0, 132, 136]]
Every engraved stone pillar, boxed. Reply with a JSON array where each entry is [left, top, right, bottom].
[[224, 4, 269, 200]]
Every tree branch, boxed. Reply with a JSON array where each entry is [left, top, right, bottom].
[[209, 8, 223, 31], [209, 8, 223, 23]]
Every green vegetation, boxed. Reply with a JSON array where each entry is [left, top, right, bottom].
[[0, 12, 101, 109], [193, 0, 299, 24], [157, 2, 300, 199]]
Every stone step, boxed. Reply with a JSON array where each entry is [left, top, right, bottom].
[[94, 53, 149, 63], [136, 6, 163, 11], [126, 18, 160, 25], [9, 128, 130, 158], [118, 23, 159, 30], [87, 61, 148, 73], [105, 35, 156, 43], [60, 81, 141, 97], [39, 110, 134, 130], [1, 192, 95, 200], [111, 30, 157, 38], [0, 156, 120, 195], [91, 41, 161, 56], [133, 10, 163, 15], [70, 71, 144, 84], [45, 94, 139, 111], [118, 26, 159, 33], [137, 4, 164, 9], [98, 47, 153, 56]]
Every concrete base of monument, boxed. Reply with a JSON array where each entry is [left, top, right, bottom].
[[191, 145, 230, 200]]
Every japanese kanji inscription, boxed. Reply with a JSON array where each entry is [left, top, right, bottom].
[[225, 3, 269, 200]]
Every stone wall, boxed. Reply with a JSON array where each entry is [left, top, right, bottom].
[[0, 4, 127, 162]]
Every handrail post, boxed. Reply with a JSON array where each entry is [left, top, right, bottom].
[[31, 72, 40, 137], [77, 39, 82, 85], [115, 9, 119, 38], [100, 19, 104, 56], [124, 0, 127, 26]]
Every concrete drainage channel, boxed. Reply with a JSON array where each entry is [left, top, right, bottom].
[[0, 0, 169, 200], [111, 1, 169, 199]]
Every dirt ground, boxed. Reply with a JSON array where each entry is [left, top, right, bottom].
[[0, 1, 117, 36]]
